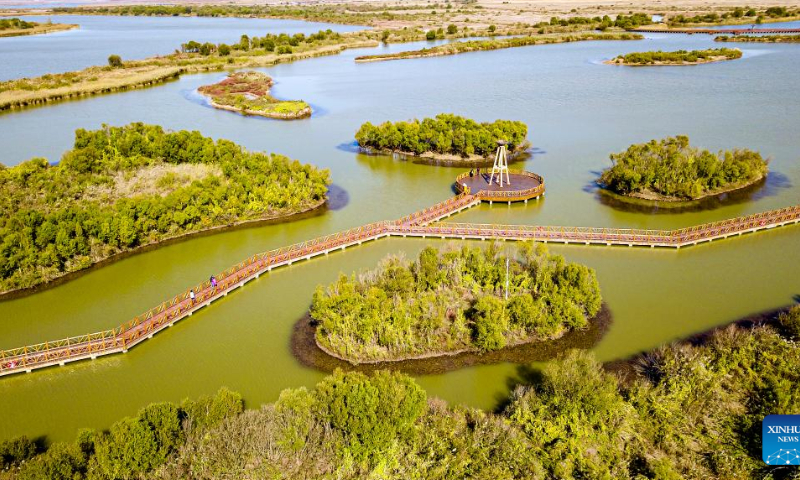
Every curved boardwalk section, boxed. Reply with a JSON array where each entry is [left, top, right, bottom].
[[2, 171, 799, 378]]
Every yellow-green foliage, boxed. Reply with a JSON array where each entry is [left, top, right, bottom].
[[613, 48, 742, 64], [355, 113, 528, 157], [6, 325, 800, 478], [598, 135, 768, 199], [717, 34, 800, 43], [0, 123, 330, 292], [0, 18, 36, 30], [311, 243, 602, 361]]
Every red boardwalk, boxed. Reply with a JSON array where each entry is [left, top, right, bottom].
[[2, 170, 799, 378]]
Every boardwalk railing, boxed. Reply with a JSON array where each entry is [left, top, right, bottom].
[[455, 169, 546, 202], [2, 196, 799, 377]]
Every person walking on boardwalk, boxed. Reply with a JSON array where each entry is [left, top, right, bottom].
[[210, 276, 217, 289], [190, 289, 196, 304], [469, 169, 474, 178]]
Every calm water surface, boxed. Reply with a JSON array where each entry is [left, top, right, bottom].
[[0, 14, 363, 80], [0, 24, 799, 441]]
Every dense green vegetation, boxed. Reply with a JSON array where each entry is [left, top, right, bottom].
[[0, 18, 35, 30], [355, 113, 528, 158], [197, 71, 311, 118], [355, 32, 643, 63], [0, 123, 330, 292], [717, 34, 800, 43], [3, 320, 799, 478], [598, 135, 768, 200], [181, 29, 343, 57], [311, 244, 601, 362], [610, 47, 742, 65], [667, 6, 800, 26]]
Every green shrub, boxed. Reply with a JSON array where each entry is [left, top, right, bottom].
[[779, 305, 800, 340], [314, 370, 426, 460], [425, 29, 436, 40], [107, 54, 123, 68], [92, 402, 182, 478], [447, 24, 458, 34], [0, 436, 37, 469], [182, 387, 244, 432]]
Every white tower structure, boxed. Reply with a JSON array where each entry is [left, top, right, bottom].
[[489, 141, 511, 187]]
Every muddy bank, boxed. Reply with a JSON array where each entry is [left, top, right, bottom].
[[291, 304, 612, 375]]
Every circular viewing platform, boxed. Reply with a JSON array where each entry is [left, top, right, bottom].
[[455, 169, 545, 203]]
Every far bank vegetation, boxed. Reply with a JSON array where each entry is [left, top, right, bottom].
[[355, 113, 528, 161], [598, 135, 768, 201], [0, 17, 77, 38], [311, 243, 602, 363], [607, 48, 742, 65], [198, 71, 311, 119], [355, 32, 643, 63]]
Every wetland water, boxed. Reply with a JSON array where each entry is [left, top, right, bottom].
[[0, 21, 799, 441]]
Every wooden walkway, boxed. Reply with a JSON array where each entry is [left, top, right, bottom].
[[632, 27, 800, 35], [1, 192, 799, 378]]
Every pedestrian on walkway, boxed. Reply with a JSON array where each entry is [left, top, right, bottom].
[[190, 289, 196, 304], [210, 276, 217, 288]]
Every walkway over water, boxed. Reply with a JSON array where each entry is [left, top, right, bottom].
[[2, 174, 799, 377], [632, 27, 800, 35]]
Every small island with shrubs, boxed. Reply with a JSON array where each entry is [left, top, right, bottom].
[[197, 71, 311, 119], [0, 123, 330, 295], [311, 243, 602, 364], [0, 17, 77, 38], [597, 135, 768, 202], [355, 113, 528, 162], [606, 48, 742, 66]]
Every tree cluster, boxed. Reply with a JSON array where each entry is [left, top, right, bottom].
[[355, 113, 528, 158], [0, 123, 330, 292], [598, 135, 768, 200], [613, 47, 742, 64], [311, 243, 602, 362], [0, 388, 243, 480], [534, 13, 652, 30], [0, 18, 35, 30], [4, 322, 799, 478], [181, 29, 341, 57]]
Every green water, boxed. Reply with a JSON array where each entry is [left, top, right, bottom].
[[0, 23, 799, 441]]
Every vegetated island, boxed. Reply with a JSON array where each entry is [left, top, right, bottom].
[[716, 34, 800, 43], [0, 17, 77, 38], [606, 48, 742, 66], [198, 71, 311, 119], [597, 135, 768, 202], [311, 243, 602, 364], [6, 306, 799, 479], [0, 123, 330, 295], [355, 113, 528, 162], [354, 32, 643, 63]]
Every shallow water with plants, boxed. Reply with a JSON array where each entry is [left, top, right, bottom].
[[0, 20, 799, 442]]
